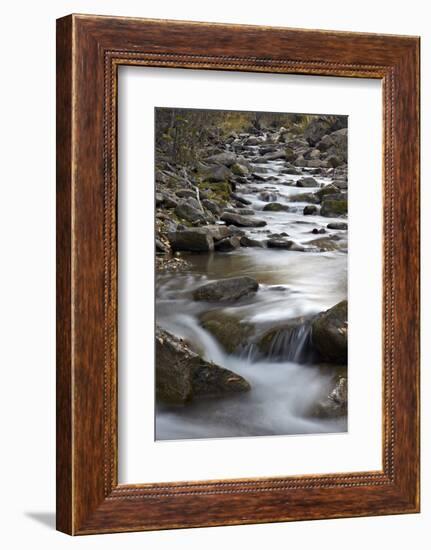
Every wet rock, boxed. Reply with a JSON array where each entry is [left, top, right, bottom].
[[193, 276, 259, 302], [316, 184, 339, 201], [267, 239, 305, 251], [320, 199, 347, 217], [200, 310, 255, 354], [263, 202, 291, 212], [221, 212, 267, 228], [311, 300, 348, 363], [214, 236, 241, 252], [296, 176, 318, 188], [168, 229, 214, 252], [303, 205, 318, 215], [227, 225, 246, 237], [288, 192, 320, 204], [327, 222, 348, 230], [312, 227, 326, 234], [240, 236, 266, 248], [156, 326, 250, 403]]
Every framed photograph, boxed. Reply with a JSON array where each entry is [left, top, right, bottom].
[[56, 14, 420, 535]]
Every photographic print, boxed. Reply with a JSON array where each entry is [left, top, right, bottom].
[[155, 107, 348, 441]]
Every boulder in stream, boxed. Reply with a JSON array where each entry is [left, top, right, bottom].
[[267, 239, 306, 251], [240, 235, 266, 248], [311, 300, 348, 363], [193, 276, 259, 302], [214, 236, 241, 252], [327, 221, 348, 230], [303, 205, 318, 215], [263, 202, 291, 212], [320, 199, 347, 217], [221, 212, 267, 228], [296, 176, 318, 188], [156, 327, 250, 403]]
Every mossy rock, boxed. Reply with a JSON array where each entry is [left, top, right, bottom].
[[199, 180, 231, 203], [320, 199, 347, 217], [200, 310, 255, 354], [262, 202, 291, 212]]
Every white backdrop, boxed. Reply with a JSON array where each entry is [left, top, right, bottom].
[[0, 1, 428, 549], [118, 67, 382, 483]]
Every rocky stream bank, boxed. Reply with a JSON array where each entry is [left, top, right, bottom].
[[155, 114, 348, 439]]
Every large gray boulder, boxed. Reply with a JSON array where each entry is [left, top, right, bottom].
[[156, 327, 250, 403], [168, 230, 214, 252], [193, 276, 259, 302], [221, 212, 267, 227], [311, 300, 348, 363], [174, 199, 206, 224]]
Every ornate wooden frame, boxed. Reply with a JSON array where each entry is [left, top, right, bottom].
[[56, 14, 420, 535]]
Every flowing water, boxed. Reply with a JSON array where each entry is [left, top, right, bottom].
[[156, 159, 348, 440]]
